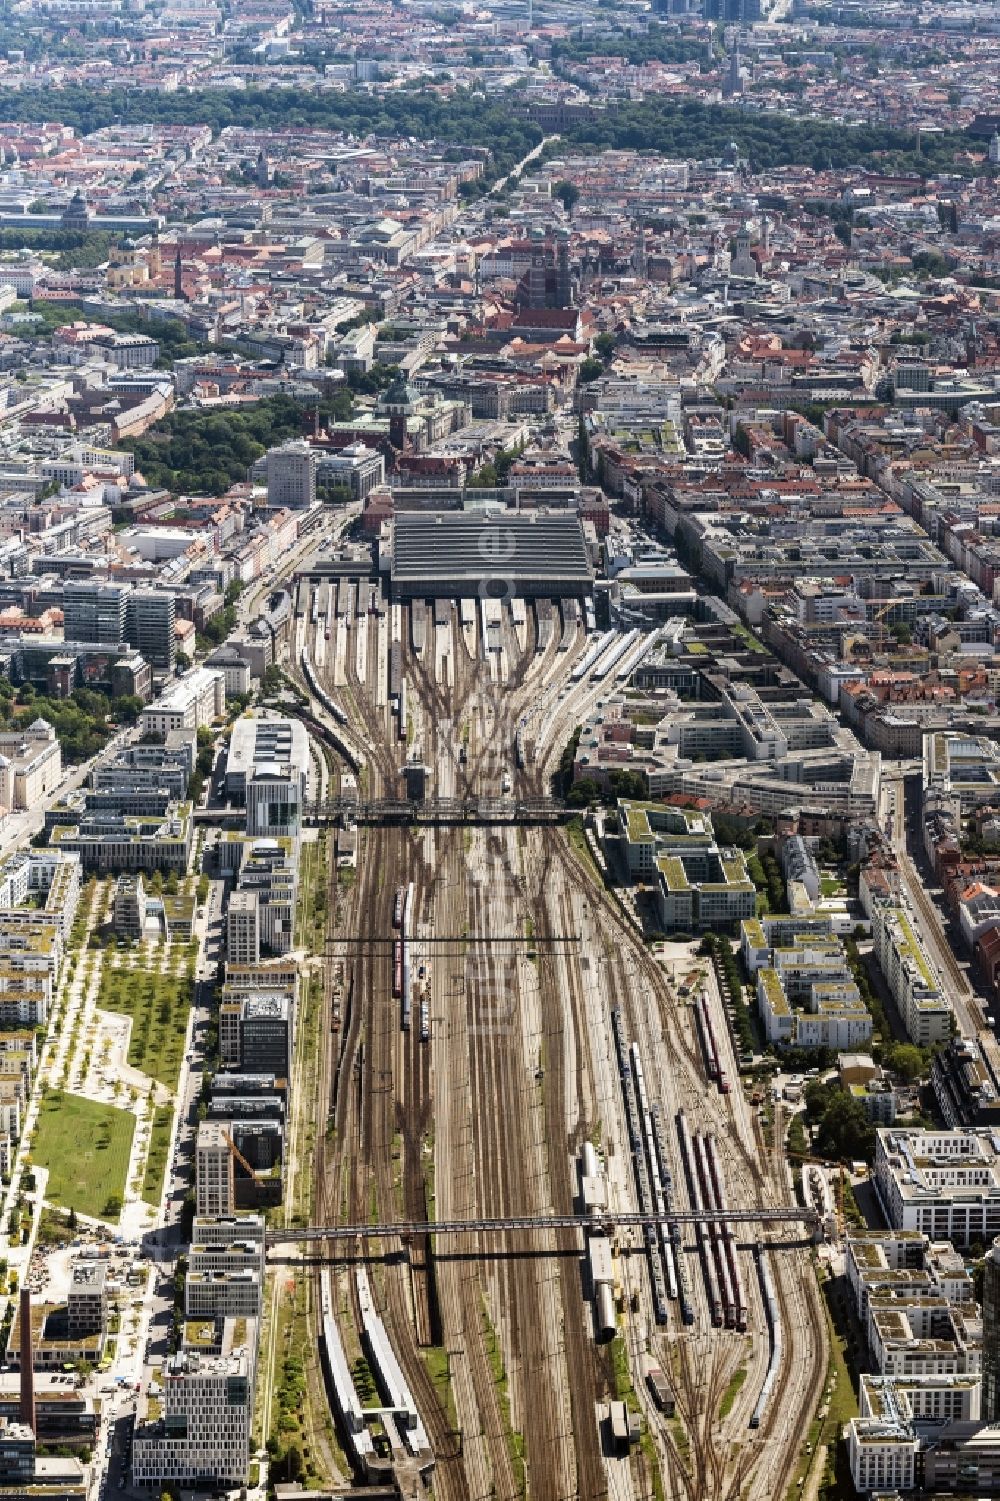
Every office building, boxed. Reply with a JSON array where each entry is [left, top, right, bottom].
[[265, 441, 316, 509], [608, 800, 755, 932], [983, 1239, 1000, 1420], [127, 590, 176, 672], [50, 805, 192, 875], [225, 717, 309, 837], [112, 875, 147, 941], [131, 1319, 257, 1487], [195, 1121, 235, 1217], [232, 839, 295, 955], [189, 1215, 265, 1249], [0, 1420, 37, 1483], [238, 994, 292, 1079], [62, 582, 130, 647], [226, 891, 259, 967], [65, 1262, 107, 1340]]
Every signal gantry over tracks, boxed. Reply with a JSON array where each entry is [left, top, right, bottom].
[[266, 1207, 820, 1247]]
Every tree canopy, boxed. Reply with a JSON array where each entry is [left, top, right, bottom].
[[122, 391, 351, 497]]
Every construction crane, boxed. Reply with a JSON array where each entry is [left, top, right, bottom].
[[222, 1129, 264, 1185]]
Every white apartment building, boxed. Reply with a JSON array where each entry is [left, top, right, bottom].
[[875, 1128, 1000, 1243], [847, 1415, 919, 1494], [139, 668, 225, 736], [847, 1372, 981, 1493], [871, 903, 953, 1047], [0, 719, 61, 812], [743, 916, 871, 1051]]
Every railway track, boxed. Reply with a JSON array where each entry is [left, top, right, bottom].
[[550, 829, 826, 1499], [300, 594, 825, 1501]]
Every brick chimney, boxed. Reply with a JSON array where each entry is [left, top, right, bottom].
[[19, 1287, 35, 1433]]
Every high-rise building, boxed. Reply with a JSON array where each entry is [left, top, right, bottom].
[[245, 766, 302, 839], [226, 891, 260, 967], [132, 1319, 257, 1487], [983, 1239, 1000, 1420], [265, 441, 316, 509], [62, 581, 130, 647], [66, 1260, 108, 1339], [195, 1121, 235, 1217], [127, 590, 177, 671], [239, 994, 293, 1079]]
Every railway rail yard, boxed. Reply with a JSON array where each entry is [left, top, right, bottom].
[[290, 575, 828, 1501]]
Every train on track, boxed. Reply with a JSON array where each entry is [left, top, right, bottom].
[[393, 884, 415, 1028], [318, 1269, 375, 1474], [694, 987, 730, 1093], [675, 1110, 747, 1332], [610, 1007, 674, 1326], [300, 652, 349, 727], [297, 655, 363, 775], [749, 1244, 782, 1428]]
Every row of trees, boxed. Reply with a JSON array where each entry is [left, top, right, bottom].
[[802, 1077, 876, 1163], [0, 228, 115, 269], [746, 848, 787, 915]]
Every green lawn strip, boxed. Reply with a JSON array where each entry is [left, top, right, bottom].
[[785, 1266, 859, 1501], [481, 1299, 526, 1496], [141, 1103, 174, 1205], [98, 956, 192, 1087], [566, 815, 600, 875], [719, 1364, 747, 1420], [423, 1346, 458, 1431], [33, 1091, 134, 1220]]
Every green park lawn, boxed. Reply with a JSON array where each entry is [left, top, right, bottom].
[[33, 1091, 134, 1220]]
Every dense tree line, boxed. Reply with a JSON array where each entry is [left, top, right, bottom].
[[122, 391, 351, 496], [560, 96, 973, 176], [0, 228, 114, 269], [552, 24, 707, 67], [0, 85, 542, 181], [0, 680, 129, 764], [0, 82, 977, 178], [803, 1078, 876, 1163]]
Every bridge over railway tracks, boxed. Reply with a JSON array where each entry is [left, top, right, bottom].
[[322, 933, 580, 951], [303, 795, 569, 826], [267, 1207, 820, 1247]]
